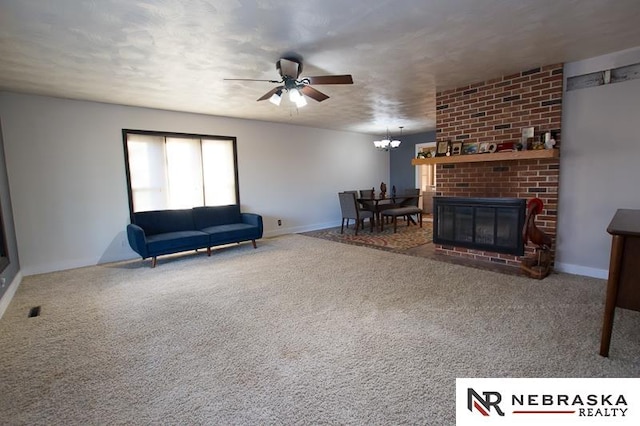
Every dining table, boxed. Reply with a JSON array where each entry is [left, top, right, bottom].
[[357, 194, 421, 232]]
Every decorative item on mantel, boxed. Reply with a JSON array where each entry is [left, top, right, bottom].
[[543, 132, 556, 149], [521, 127, 534, 151], [416, 149, 434, 158], [521, 198, 553, 279], [380, 182, 387, 198]]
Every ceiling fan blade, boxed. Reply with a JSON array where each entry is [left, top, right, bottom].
[[224, 78, 281, 83], [256, 86, 284, 101], [278, 58, 300, 79], [300, 85, 330, 102], [306, 74, 353, 85]]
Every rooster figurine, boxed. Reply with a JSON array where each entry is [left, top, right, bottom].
[[523, 198, 552, 249], [521, 198, 552, 279]]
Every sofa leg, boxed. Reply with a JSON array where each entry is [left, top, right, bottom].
[[252, 240, 257, 249], [151, 257, 157, 268], [207, 247, 211, 256]]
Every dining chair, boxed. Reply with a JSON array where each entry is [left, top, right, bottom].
[[400, 188, 420, 207], [402, 188, 423, 223], [359, 189, 374, 198], [338, 192, 374, 235], [381, 188, 423, 233], [356, 189, 376, 214], [344, 190, 358, 196]]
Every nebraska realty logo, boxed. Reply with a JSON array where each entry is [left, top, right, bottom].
[[456, 378, 640, 425]]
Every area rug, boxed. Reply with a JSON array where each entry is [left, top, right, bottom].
[[301, 220, 432, 253]]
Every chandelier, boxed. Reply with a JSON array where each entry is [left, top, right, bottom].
[[373, 126, 403, 151]]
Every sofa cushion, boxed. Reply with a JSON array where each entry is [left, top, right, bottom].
[[146, 231, 209, 255], [134, 209, 196, 236], [193, 205, 242, 229], [202, 223, 261, 245]]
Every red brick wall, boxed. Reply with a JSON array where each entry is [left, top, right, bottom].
[[434, 64, 563, 267]]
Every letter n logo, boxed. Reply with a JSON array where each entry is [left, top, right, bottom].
[[467, 388, 505, 416]]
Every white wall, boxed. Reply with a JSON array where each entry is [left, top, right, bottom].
[[0, 92, 388, 275], [555, 46, 640, 278]]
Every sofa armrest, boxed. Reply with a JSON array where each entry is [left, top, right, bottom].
[[241, 213, 263, 234], [127, 224, 149, 258]]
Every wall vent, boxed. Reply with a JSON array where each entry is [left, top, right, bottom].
[[567, 62, 640, 91]]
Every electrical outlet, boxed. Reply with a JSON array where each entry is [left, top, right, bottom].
[[1, 277, 6, 288], [277, 219, 282, 226]]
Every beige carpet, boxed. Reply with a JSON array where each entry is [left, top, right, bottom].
[[1, 235, 639, 425]]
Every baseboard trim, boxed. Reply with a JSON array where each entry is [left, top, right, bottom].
[[554, 262, 608, 279], [263, 221, 341, 238], [21, 257, 109, 277], [0, 271, 24, 319]]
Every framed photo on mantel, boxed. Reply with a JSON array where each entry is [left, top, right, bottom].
[[435, 140, 450, 157], [451, 142, 462, 156], [462, 142, 479, 155]]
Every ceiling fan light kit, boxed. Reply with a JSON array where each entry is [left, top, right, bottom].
[[268, 89, 283, 106], [224, 56, 353, 109], [289, 88, 307, 107], [295, 93, 307, 108]]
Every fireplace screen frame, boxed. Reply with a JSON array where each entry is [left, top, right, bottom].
[[433, 197, 526, 256]]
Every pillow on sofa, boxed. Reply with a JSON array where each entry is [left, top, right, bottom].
[[193, 205, 242, 229], [134, 209, 195, 236]]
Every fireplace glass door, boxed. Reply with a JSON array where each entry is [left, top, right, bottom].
[[434, 197, 525, 256]]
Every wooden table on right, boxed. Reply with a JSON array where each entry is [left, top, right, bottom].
[[599, 209, 640, 357]]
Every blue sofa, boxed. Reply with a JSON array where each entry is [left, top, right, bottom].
[[126, 205, 263, 267]]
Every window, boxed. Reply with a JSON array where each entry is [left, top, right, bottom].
[[123, 130, 238, 219], [419, 163, 436, 188], [416, 143, 437, 188]]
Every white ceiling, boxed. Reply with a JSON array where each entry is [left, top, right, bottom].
[[1, 0, 640, 136]]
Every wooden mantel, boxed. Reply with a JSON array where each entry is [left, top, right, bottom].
[[411, 148, 559, 166]]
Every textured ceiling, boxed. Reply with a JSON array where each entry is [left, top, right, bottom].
[[1, 0, 640, 135]]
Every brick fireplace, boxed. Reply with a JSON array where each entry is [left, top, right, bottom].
[[432, 63, 563, 267]]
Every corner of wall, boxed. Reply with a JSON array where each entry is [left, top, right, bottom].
[[554, 262, 608, 280], [0, 271, 23, 319]]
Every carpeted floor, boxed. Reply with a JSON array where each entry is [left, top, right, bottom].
[[1, 234, 639, 425], [301, 219, 432, 253]]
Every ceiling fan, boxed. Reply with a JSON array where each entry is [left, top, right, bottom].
[[224, 57, 353, 107]]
